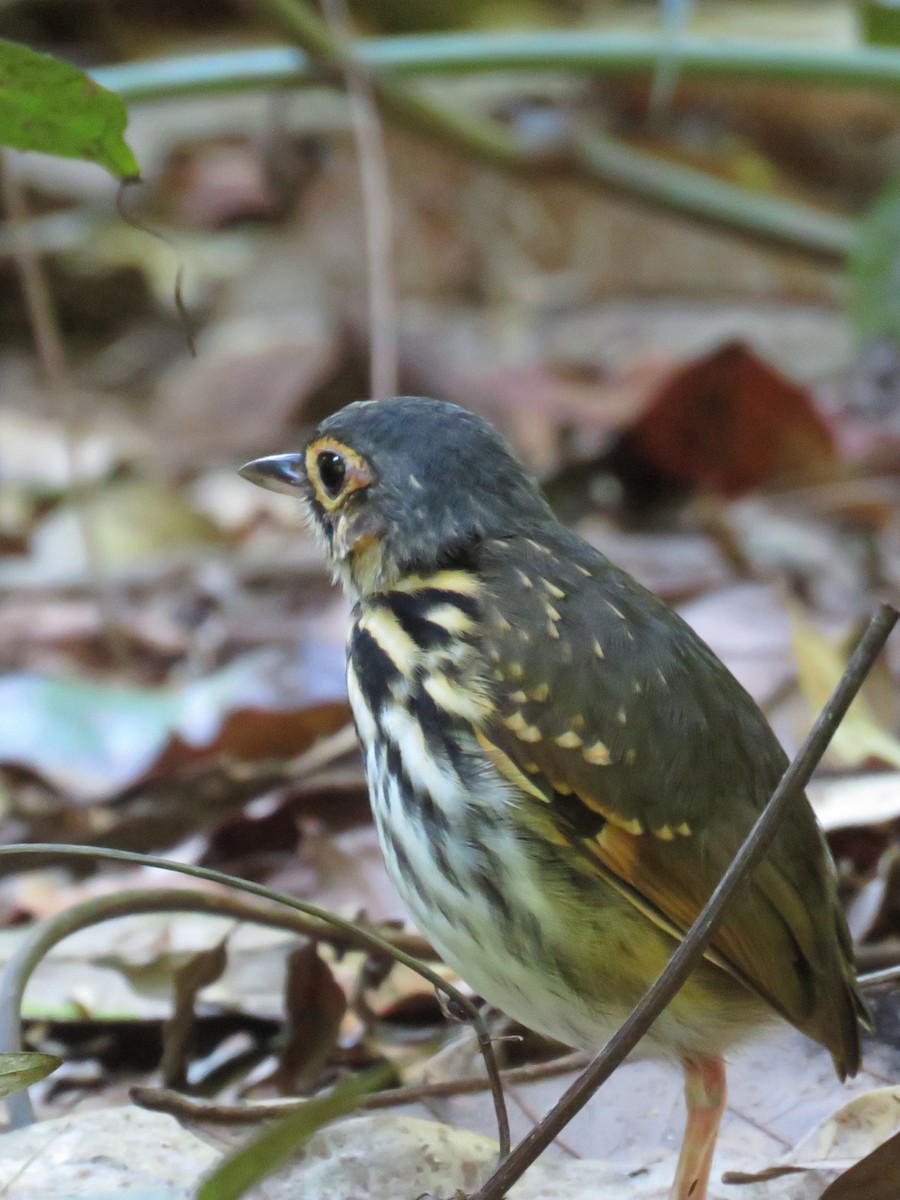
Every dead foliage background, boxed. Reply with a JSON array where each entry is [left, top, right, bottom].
[[0, 1, 900, 1196]]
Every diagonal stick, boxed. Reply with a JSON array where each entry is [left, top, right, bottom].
[[472, 601, 898, 1198]]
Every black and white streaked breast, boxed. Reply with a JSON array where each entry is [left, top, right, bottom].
[[345, 568, 582, 1033], [347, 570, 493, 844], [346, 569, 536, 934]]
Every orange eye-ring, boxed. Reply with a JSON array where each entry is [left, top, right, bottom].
[[305, 438, 374, 511]]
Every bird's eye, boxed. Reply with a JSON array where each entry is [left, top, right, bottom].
[[317, 451, 346, 498], [306, 438, 373, 509]]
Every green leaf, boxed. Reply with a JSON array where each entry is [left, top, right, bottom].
[[0, 1052, 62, 1098], [197, 1066, 389, 1200], [859, 1, 900, 47], [0, 38, 138, 177], [849, 171, 900, 344]]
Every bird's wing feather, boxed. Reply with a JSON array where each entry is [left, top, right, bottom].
[[477, 534, 863, 1074]]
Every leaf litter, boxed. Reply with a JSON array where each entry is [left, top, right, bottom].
[[0, 4, 899, 1196]]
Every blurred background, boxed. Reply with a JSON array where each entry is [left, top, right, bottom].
[[1, 0, 900, 1180]]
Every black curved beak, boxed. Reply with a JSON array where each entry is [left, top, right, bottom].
[[238, 453, 305, 497]]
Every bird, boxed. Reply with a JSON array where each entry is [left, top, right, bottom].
[[240, 396, 867, 1200]]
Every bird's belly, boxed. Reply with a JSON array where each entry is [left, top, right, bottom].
[[369, 782, 605, 1049], [359, 735, 768, 1059]]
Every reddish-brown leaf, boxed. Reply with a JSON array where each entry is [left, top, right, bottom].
[[619, 341, 837, 496], [256, 942, 347, 1096], [160, 937, 229, 1089]]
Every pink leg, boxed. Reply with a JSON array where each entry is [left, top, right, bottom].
[[670, 1055, 727, 1200]]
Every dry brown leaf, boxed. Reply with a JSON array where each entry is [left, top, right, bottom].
[[788, 604, 900, 769], [821, 1129, 900, 1199], [161, 937, 230, 1088], [156, 311, 340, 453], [787, 1085, 900, 1174], [254, 942, 346, 1096], [617, 341, 837, 496]]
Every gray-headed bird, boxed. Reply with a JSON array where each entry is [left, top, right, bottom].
[[241, 396, 865, 1200]]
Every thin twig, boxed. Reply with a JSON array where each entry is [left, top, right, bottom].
[[0, 888, 433, 1051], [858, 963, 900, 990], [283, 721, 360, 781], [0, 157, 68, 387], [0, 845, 509, 1155], [0, 888, 358, 1126], [470, 602, 898, 1200], [507, 1084, 583, 1160], [131, 1050, 589, 1124], [319, 0, 398, 398], [0, 885, 432, 1127]]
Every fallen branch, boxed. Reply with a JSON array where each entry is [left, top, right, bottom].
[[131, 1050, 589, 1124]]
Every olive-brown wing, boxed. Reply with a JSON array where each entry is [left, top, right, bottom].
[[478, 533, 865, 1076]]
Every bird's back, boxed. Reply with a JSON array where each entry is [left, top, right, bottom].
[[474, 530, 867, 1078]]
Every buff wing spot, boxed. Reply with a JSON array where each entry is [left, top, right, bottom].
[[554, 731, 583, 749], [583, 740, 611, 766], [502, 710, 543, 743], [475, 730, 548, 803]]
